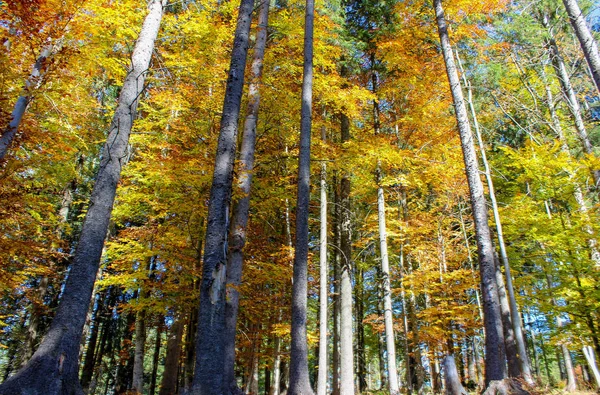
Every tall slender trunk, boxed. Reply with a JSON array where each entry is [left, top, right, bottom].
[[332, 173, 341, 395], [377, 179, 399, 395], [149, 320, 163, 395], [132, 311, 146, 394], [561, 0, 600, 95], [355, 267, 367, 392], [457, 51, 534, 384], [317, 125, 328, 395], [159, 317, 185, 395], [0, 44, 55, 160], [494, 255, 520, 378], [192, 0, 254, 392], [223, 1, 270, 391], [339, 111, 355, 395], [433, 0, 507, 385], [288, 0, 314, 392], [0, 2, 166, 393]]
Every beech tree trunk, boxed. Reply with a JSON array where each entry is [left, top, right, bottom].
[[191, 0, 254, 393], [288, 0, 314, 392], [377, 178, 400, 395], [561, 0, 600, 95], [443, 355, 468, 395], [223, 0, 270, 392], [149, 320, 163, 395], [132, 311, 146, 394], [332, 175, 341, 395], [582, 345, 600, 389], [159, 317, 185, 395], [494, 255, 520, 378], [317, 125, 328, 395], [339, 111, 355, 395], [0, 44, 54, 160], [457, 52, 534, 385], [0, 2, 166, 393], [434, 0, 507, 385]]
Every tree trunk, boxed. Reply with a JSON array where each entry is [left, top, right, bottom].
[[582, 345, 600, 389], [339, 111, 355, 395], [494, 256, 520, 378], [223, 1, 270, 392], [545, 26, 600, 186], [457, 51, 534, 385], [150, 320, 163, 395], [191, 0, 254, 393], [561, 0, 600, 95], [0, 44, 55, 160], [317, 125, 328, 395], [377, 178, 400, 395], [132, 311, 146, 394], [288, 0, 314, 392], [270, 331, 282, 395], [0, 2, 166, 393], [159, 317, 184, 395], [355, 267, 367, 392], [561, 344, 577, 392], [443, 355, 468, 395], [332, 173, 341, 395], [434, 0, 507, 385]]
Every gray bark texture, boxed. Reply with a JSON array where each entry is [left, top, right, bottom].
[[443, 355, 468, 395], [223, 0, 270, 392], [0, 2, 165, 393], [561, 0, 600, 96], [0, 44, 53, 160], [433, 0, 508, 385], [582, 345, 600, 389], [191, 0, 254, 393], [288, 0, 314, 393], [132, 311, 146, 394]]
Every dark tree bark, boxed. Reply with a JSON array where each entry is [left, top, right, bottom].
[[288, 0, 314, 392], [433, 0, 507, 385], [149, 319, 163, 395], [80, 290, 107, 390], [0, 2, 166, 393], [561, 0, 600, 96], [223, 0, 270, 391], [191, 0, 254, 393]]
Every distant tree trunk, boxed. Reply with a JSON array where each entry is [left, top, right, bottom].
[[0, 44, 55, 160], [561, 344, 577, 392], [191, 0, 254, 392], [159, 317, 184, 395], [81, 291, 106, 390], [223, 0, 270, 392], [356, 267, 367, 391], [288, 0, 314, 392], [561, 0, 600, 95], [115, 311, 136, 394], [434, 0, 507, 385], [317, 125, 328, 395], [0, 2, 166, 393], [149, 320, 163, 395], [270, 330, 282, 395], [377, 177, 400, 395], [443, 355, 468, 395], [132, 311, 146, 394]]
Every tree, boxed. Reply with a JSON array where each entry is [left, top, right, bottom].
[[191, 0, 254, 393], [288, 0, 315, 392], [433, 0, 508, 386], [0, 0, 166, 392], [561, 0, 600, 96]]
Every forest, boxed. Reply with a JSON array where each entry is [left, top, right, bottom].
[[1, 0, 600, 394]]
